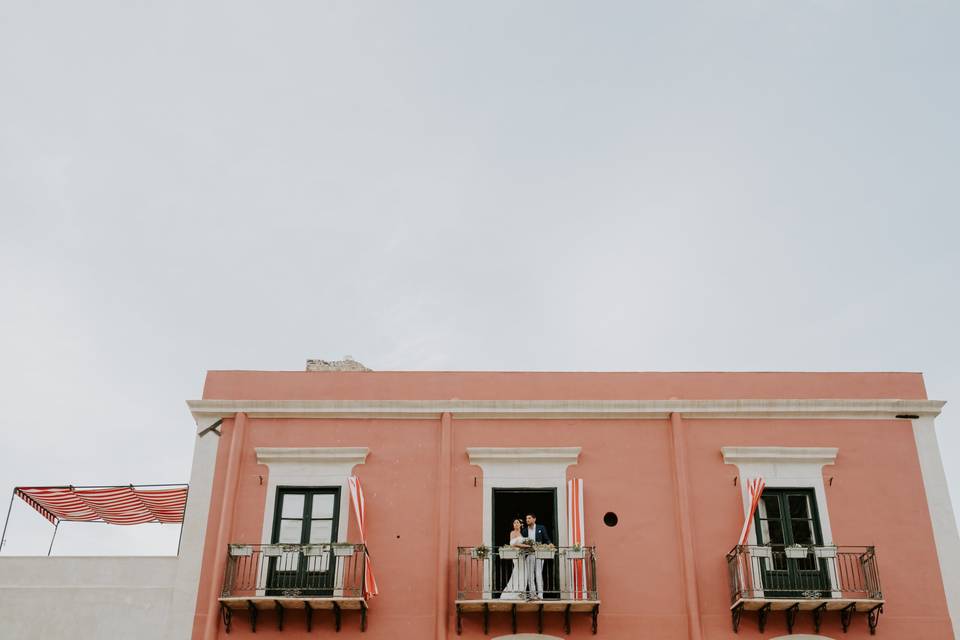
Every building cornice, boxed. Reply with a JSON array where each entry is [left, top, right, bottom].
[[188, 398, 944, 429]]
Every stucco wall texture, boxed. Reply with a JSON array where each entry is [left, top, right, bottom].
[[191, 371, 953, 639]]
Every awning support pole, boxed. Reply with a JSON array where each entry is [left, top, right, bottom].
[[47, 521, 59, 556], [0, 489, 14, 553]]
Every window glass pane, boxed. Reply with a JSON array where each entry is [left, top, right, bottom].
[[278, 519, 302, 543], [309, 519, 333, 544], [312, 494, 335, 519], [281, 494, 305, 518], [791, 519, 814, 545], [759, 495, 780, 519], [767, 520, 785, 545], [789, 495, 811, 519]]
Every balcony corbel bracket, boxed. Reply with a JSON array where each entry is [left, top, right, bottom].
[[511, 603, 517, 634], [361, 603, 368, 632], [564, 604, 572, 634], [538, 603, 544, 633], [275, 600, 284, 631], [219, 602, 232, 634], [333, 601, 341, 632], [456, 604, 462, 635], [786, 603, 799, 633], [841, 602, 856, 632], [731, 602, 743, 633], [867, 604, 883, 635], [304, 601, 312, 632], [247, 600, 258, 633], [591, 604, 599, 635], [482, 603, 489, 634], [812, 603, 827, 632], [757, 603, 771, 633]]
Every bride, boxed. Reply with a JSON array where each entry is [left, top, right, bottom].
[[500, 519, 533, 600]]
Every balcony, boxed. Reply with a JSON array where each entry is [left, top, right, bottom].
[[218, 543, 370, 633], [727, 544, 884, 635], [455, 545, 600, 635]]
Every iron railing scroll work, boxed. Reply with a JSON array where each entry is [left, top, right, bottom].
[[726, 545, 884, 635], [455, 545, 600, 635]]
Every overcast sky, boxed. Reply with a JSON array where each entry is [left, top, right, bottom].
[[2, 2, 958, 555]]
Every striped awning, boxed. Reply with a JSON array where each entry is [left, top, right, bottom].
[[14, 485, 188, 525]]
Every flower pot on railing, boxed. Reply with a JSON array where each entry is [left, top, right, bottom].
[[534, 545, 556, 560], [750, 546, 773, 559], [499, 547, 520, 560], [333, 544, 356, 557], [262, 544, 284, 557], [471, 546, 491, 560], [814, 546, 838, 559], [564, 547, 586, 559], [785, 545, 809, 559], [302, 544, 326, 557], [229, 544, 253, 557]]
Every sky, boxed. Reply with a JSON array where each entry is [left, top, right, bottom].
[[1, 1, 958, 555]]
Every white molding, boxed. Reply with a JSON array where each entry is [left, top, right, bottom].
[[256, 447, 369, 553], [722, 447, 839, 466], [467, 447, 580, 567], [467, 447, 582, 465], [189, 399, 944, 424], [255, 447, 370, 465], [722, 446, 837, 546], [911, 417, 960, 639]]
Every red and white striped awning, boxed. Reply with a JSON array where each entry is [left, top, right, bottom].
[[14, 485, 188, 525]]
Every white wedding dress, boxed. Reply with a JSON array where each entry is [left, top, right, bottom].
[[500, 534, 534, 600]]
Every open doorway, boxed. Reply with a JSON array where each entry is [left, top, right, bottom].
[[491, 488, 559, 598]]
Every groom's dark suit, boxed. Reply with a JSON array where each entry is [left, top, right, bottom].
[[520, 522, 551, 598], [521, 523, 551, 545]]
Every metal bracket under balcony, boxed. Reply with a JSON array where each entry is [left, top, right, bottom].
[[727, 544, 884, 635], [455, 545, 600, 635], [219, 543, 370, 633]]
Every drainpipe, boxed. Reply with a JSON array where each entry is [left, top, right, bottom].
[[670, 411, 703, 640], [435, 411, 453, 640], [202, 412, 248, 640]]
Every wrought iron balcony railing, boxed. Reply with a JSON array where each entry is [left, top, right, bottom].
[[219, 543, 369, 633], [455, 545, 600, 635], [726, 545, 884, 635]]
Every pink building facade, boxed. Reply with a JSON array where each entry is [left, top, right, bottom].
[[184, 369, 960, 640]]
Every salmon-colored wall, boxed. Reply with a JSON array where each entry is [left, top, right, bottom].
[[191, 371, 950, 639], [201, 371, 928, 401]]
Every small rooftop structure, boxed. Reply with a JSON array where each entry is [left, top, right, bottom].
[[305, 356, 371, 372]]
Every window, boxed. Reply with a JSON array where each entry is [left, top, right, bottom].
[[267, 487, 341, 595], [754, 488, 830, 595]]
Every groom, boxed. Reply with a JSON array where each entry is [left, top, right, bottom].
[[522, 513, 551, 599]]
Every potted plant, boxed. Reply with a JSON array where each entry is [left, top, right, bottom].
[[499, 545, 520, 560], [229, 544, 253, 557], [262, 544, 284, 557], [333, 543, 356, 557], [564, 544, 586, 559], [785, 544, 808, 559], [814, 545, 837, 559], [302, 544, 326, 557], [534, 543, 556, 560], [471, 545, 490, 560]]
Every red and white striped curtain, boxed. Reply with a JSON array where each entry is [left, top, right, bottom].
[[566, 478, 587, 599], [738, 477, 766, 545], [348, 476, 379, 599]]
